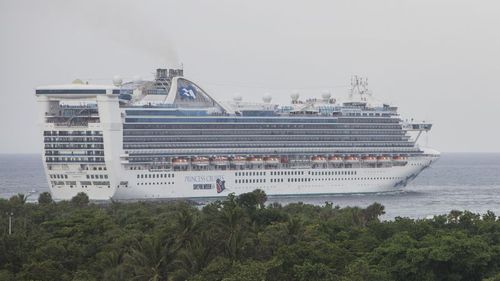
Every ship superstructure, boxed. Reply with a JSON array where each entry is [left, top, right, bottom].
[[36, 68, 439, 200]]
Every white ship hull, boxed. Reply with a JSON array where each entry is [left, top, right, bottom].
[[46, 153, 438, 201]]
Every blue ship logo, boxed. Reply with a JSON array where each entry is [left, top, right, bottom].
[[179, 85, 197, 99]]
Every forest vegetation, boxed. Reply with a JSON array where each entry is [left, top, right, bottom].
[[1, 190, 500, 281]]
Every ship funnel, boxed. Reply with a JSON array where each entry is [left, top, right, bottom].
[[156, 69, 168, 81], [155, 68, 184, 82]]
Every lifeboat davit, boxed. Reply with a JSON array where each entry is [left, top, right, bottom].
[[192, 157, 209, 166], [231, 156, 247, 166], [362, 156, 377, 163], [311, 156, 327, 164], [212, 156, 229, 166], [172, 158, 189, 166], [247, 156, 264, 165], [344, 156, 359, 163], [264, 157, 280, 165], [328, 156, 343, 162]]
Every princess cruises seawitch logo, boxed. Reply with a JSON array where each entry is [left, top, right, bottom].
[[186, 175, 227, 193], [179, 85, 197, 99], [216, 178, 226, 193]]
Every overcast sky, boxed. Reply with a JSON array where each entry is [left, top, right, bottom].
[[1, 0, 499, 153]]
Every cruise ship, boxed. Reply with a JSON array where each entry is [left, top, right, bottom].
[[36, 67, 439, 200]]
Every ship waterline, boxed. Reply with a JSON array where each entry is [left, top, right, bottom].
[[36, 69, 439, 200]]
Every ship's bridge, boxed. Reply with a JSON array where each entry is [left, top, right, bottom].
[[36, 83, 119, 99], [403, 121, 433, 132]]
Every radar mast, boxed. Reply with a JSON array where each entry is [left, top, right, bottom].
[[349, 75, 371, 101]]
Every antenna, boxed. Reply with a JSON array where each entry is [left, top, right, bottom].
[[349, 75, 370, 99]]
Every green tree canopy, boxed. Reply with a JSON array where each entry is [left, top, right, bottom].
[[38, 192, 53, 205], [70, 192, 89, 207], [0, 190, 498, 281]]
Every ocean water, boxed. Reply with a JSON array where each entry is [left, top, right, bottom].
[[0, 153, 499, 219]]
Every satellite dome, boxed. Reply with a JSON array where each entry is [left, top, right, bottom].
[[321, 90, 331, 101], [113, 75, 123, 86], [133, 75, 142, 83], [262, 94, 272, 103]]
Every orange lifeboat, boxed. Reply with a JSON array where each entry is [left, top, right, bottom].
[[361, 156, 377, 163], [192, 156, 209, 166], [172, 158, 189, 166], [264, 156, 280, 165], [212, 156, 229, 166], [328, 155, 343, 162], [231, 156, 247, 166], [377, 156, 391, 162], [311, 156, 327, 164], [392, 156, 408, 163], [344, 156, 359, 163], [247, 156, 264, 165]]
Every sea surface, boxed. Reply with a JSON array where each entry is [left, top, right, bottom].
[[1, 153, 499, 220]]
